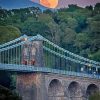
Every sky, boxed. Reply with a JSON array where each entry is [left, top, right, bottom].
[[57, 0, 100, 8], [32, 0, 100, 8], [0, 0, 100, 9]]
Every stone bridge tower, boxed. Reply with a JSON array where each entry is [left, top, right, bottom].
[[16, 35, 100, 100]]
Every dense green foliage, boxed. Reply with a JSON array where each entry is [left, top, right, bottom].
[[0, 4, 100, 61], [0, 26, 21, 44], [89, 92, 100, 100]]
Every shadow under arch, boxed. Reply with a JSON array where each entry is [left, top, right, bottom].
[[68, 81, 82, 100], [48, 79, 64, 100], [86, 84, 99, 98]]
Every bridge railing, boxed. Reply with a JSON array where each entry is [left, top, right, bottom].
[[0, 63, 100, 79]]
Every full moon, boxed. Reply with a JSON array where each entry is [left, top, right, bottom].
[[40, 0, 58, 8], [31, 0, 58, 8]]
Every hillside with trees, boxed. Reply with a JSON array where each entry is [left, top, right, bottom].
[[0, 4, 100, 61], [0, 4, 100, 98]]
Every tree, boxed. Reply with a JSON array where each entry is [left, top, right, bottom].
[[89, 21, 100, 33], [89, 50, 100, 62], [67, 17, 78, 29], [43, 9, 53, 15], [61, 28, 77, 52], [86, 5, 93, 11], [67, 4, 81, 12], [22, 18, 49, 36], [0, 25, 21, 44], [74, 33, 90, 50], [47, 22, 62, 44], [38, 13, 53, 24], [94, 3, 100, 15]]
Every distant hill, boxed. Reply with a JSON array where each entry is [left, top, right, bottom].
[[0, 0, 46, 10]]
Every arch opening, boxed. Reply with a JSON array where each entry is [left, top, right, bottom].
[[48, 79, 64, 100], [86, 84, 99, 98], [68, 81, 82, 100]]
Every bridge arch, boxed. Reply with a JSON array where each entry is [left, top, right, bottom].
[[68, 81, 82, 100], [48, 79, 64, 100], [86, 84, 99, 98]]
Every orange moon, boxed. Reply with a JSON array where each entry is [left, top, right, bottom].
[[31, 0, 58, 8], [40, 0, 58, 8]]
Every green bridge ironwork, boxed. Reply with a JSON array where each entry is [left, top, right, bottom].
[[0, 34, 100, 79]]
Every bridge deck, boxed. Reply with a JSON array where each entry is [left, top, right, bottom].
[[0, 63, 100, 79]]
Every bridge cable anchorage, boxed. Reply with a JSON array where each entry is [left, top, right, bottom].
[[0, 35, 28, 49]]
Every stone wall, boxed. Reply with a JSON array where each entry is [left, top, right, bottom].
[[45, 73, 100, 100], [16, 73, 100, 100]]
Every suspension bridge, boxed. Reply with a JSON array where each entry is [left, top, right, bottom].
[[0, 34, 100, 78], [0, 34, 100, 100]]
